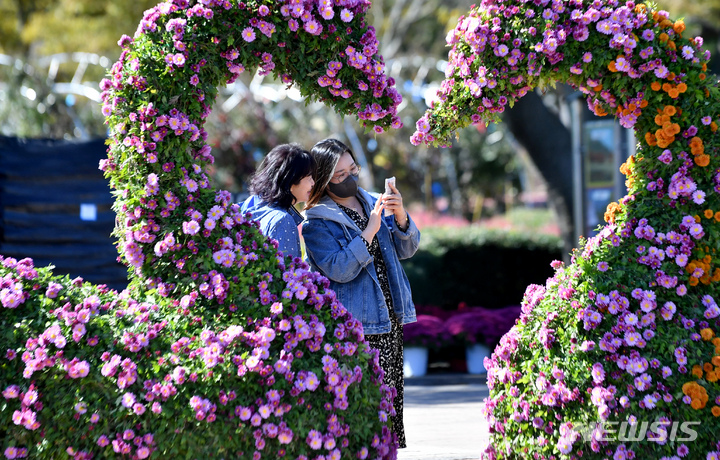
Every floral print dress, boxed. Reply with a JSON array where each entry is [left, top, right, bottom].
[[338, 203, 406, 448]]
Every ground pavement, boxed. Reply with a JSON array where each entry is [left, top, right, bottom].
[[397, 373, 489, 460]]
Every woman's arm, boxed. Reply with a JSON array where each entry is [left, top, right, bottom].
[[386, 212, 421, 260], [379, 182, 420, 259], [302, 219, 373, 283]]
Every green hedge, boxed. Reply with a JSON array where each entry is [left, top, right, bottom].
[[402, 226, 564, 309]]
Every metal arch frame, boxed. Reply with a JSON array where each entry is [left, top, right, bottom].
[[1, 51, 449, 110], [0, 52, 112, 104], [1, 51, 451, 144]]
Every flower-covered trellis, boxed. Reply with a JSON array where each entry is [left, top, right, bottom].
[[414, 0, 720, 458], [1, 1, 403, 458]]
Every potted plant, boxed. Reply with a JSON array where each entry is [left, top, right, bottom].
[[402, 314, 446, 377], [444, 311, 492, 374]]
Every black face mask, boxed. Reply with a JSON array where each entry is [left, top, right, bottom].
[[327, 174, 359, 198]]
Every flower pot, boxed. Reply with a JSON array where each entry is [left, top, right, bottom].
[[403, 346, 429, 377], [466, 343, 490, 374]]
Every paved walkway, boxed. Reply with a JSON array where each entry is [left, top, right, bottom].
[[397, 374, 489, 460]]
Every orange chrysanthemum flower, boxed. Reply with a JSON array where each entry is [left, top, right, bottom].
[[713, 406, 720, 417], [695, 154, 710, 167], [677, 82, 687, 93], [651, 81, 661, 91], [692, 365, 704, 378], [700, 73, 707, 81], [701, 328, 716, 340], [663, 122, 680, 136], [673, 20, 686, 33], [705, 209, 715, 219], [604, 202, 621, 224], [690, 137, 705, 155], [655, 114, 669, 125], [655, 131, 674, 148]]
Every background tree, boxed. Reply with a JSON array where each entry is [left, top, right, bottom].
[[8, 0, 713, 228], [0, 0, 158, 59], [498, 0, 720, 255], [0, 0, 158, 137]]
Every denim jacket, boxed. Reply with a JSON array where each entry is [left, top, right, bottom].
[[301, 188, 419, 335], [241, 195, 303, 259]]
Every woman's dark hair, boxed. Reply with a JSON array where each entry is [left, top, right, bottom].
[[306, 138, 357, 208], [249, 143, 315, 209]]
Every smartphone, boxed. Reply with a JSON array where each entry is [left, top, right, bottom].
[[384, 177, 395, 217]]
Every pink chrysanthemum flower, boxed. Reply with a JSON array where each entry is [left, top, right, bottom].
[[304, 20, 322, 35], [241, 27, 256, 42], [340, 8, 354, 22]]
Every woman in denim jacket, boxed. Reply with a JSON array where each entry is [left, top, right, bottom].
[[241, 144, 315, 260], [302, 138, 420, 449]]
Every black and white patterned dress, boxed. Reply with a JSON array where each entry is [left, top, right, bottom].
[[338, 203, 406, 448]]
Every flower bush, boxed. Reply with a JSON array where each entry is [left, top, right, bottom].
[[442, 306, 521, 349], [414, 0, 720, 458], [444, 311, 488, 347], [1, 1, 404, 458], [402, 314, 447, 351]]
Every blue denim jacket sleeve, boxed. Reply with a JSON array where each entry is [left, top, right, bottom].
[[301, 219, 373, 283], [386, 213, 420, 260], [265, 213, 301, 259]]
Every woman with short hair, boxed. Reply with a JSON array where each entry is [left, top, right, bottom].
[[241, 143, 315, 259]]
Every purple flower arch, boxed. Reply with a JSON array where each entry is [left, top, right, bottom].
[[415, 0, 720, 458], [1, 1, 404, 458]]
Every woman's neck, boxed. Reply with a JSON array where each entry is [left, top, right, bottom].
[[331, 195, 357, 207], [329, 193, 364, 213]]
